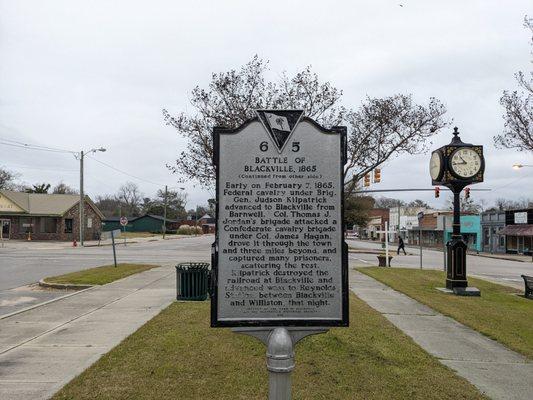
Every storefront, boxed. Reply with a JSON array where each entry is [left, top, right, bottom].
[[503, 209, 533, 255], [0, 190, 103, 241], [443, 215, 482, 252], [481, 211, 506, 254]]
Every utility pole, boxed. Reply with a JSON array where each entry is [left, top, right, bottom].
[[162, 185, 168, 239], [79, 150, 84, 246], [77, 147, 106, 247], [195, 205, 198, 236]]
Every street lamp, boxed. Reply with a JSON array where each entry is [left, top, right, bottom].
[[513, 164, 533, 170], [78, 147, 106, 246]]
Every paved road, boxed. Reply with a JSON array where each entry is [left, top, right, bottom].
[[0, 235, 213, 290], [348, 239, 532, 289], [0, 235, 213, 317], [1, 235, 530, 317]]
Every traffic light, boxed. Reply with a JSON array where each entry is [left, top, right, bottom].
[[364, 173, 371, 187], [374, 168, 381, 183], [465, 187, 470, 199], [434, 186, 440, 198]]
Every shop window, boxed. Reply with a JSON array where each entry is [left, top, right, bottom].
[[64, 219, 73, 233], [483, 229, 489, 246], [20, 217, 33, 233], [40, 218, 57, 233]]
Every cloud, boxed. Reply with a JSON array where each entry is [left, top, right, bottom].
[[1, 0, 532, 208]]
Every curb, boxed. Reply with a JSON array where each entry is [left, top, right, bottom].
[[38, 279, 95, 290]]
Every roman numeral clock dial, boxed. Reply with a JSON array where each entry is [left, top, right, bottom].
[[449, 148, 481, 179]]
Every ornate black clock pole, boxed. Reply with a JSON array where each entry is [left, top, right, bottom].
[[429, 127, 484, 296]]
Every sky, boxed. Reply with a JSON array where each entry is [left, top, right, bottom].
[[1, 0, 532, 210]]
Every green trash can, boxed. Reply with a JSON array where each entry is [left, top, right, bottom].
[[175, 262, 210, 301]]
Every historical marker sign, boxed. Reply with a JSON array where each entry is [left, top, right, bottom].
[[211, 110, 348, 327]]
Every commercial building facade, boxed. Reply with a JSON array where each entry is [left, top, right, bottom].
[[407, 211, 481, 252], [502, 209, 533, 255], [481, 211, 506, 254], [0, 190, 103, 241]]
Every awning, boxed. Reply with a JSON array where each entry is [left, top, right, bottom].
[[501, 224, 533, 236]]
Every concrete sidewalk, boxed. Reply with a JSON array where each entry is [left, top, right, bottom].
[[350, 270, 533, 400], [0, 266, 175, 400]]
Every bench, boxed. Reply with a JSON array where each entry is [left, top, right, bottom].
[[521, 275, 533, 299]]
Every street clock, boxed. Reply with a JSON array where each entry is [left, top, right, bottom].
[[429, 127, 484, 295], [430, 127, 484, 189]]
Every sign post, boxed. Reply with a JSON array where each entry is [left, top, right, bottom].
[[111, 230, 118, 268], [120, 216, 128, 246], [417, 211, 424, 269], [211, 110, 348, 399], [385, 221, 389, 267]]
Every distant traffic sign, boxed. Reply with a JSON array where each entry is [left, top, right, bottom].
[[120, 217, 128, 226]]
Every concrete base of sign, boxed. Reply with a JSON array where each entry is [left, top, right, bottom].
[[232, 327, 328, 400], [436, 287, 481, 296]]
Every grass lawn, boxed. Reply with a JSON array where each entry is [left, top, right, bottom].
[[43, 263, 160, 286], [52, 295, 486, 400], [119, 232, 158, 239], [358, 267, 533, 358]]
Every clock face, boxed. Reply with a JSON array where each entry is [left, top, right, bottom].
[[450, 147, 482, 179], [430, 152, 442, 180]]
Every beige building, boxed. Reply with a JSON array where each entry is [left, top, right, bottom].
[[0, 190, 103, 241]]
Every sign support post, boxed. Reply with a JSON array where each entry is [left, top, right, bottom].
[[111, 230, 118, 268], [417, 212, 424, 269], [120, 216, 128, 247], [233, 327, 327, 400], [385, 221, 389, 267]]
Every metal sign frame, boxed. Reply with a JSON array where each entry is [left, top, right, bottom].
[[210, 114, 349, 328]]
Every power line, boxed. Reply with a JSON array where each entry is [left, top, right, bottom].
[[86, 154, 168, 187], [491, 172, 532, 192], [0, 139, 75, 154], [3, 163, 78, 173], [0, 137, 75, 153]]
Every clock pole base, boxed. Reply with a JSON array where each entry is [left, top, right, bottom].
[[445, 278, 467, 290], [437, 287, 481, 296]]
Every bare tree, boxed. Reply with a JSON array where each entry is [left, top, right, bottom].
[[116, 182, 143, 216], [492, 197, 533, 211], [445, 194, 481, 213], [407, 199, 431, 208], [494, 16, 533, 152], [143, 189, 188, 220], [374, 197, 405, 209], [164, 56, 449, 190], [344, 95, 449, 195], [0, 167, 18, 190], [95, 194, 123, 218], [52, 181, 78, 195]]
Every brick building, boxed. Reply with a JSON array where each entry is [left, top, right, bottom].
[[363, 209, 390, 240], [0, 190, 103, 241]]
